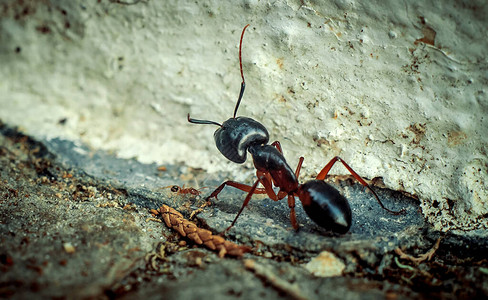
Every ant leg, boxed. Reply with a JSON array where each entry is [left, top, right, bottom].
[[270, 141, 283, 153], [255, 170, 290, 201], [287, 194, 298, 230], [206, 180, 266, 202], [295, 157, 304, 178], [316, 156, 405, 215], [224, 173, 289, 233], [200, 179, 266, 225], [257, 171, 298, 229], [195, 181, 266, 219], [256, 171, 279, 201], [224, 178, 262, 233]]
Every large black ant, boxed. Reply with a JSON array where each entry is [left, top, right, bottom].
[[188, 24, 405, 234]]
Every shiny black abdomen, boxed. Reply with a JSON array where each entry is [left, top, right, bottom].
[[214, 117, 269, 164], [300, 180, 352, 234]]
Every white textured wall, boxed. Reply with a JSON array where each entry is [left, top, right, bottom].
[[1, 0, 487, 232]]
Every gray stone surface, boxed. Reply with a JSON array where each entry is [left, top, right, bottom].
[[1, 123, 487, 299]]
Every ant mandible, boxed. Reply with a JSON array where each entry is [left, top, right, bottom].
[[188, 24, 405, 234]]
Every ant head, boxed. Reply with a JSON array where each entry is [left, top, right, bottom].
[[188, 25, 266, 164], [214, 117, 269, 164]]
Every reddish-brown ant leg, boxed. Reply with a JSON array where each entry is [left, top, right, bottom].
[[287, 195, 298, 230], [316, 156, 405, 215], [223, 178, 263, 233], [224, 172, 292, 233], [221, 173, 278, 233], [286, 156, 304, 230], [256, 171, 280, 201], [255, 171, 288, 201], [267, 145, 304, 229], [295, 157, 304, 177], [270, 141, 283, 153], [206, 180, 267, 202], [256, 170, 299, 230]]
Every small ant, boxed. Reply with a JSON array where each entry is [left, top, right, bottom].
[[162, 185, 205, 196], [188, 25, 405, 234]]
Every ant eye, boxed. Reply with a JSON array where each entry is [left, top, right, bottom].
[[171, 186, 179, 192]]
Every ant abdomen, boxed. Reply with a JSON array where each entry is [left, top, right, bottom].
[[214, 117, 269, 164], [298, 180, 352, 234]]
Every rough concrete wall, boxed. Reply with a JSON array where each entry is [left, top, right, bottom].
[[0, 0, 487, 233]]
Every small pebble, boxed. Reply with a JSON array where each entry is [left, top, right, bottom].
[[304, 251, 345, 277], [63, 242, 76, 254]]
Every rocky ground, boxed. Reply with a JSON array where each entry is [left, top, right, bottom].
[[1, 121, 487, 299]]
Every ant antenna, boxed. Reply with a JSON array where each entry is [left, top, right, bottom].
[[187, 113, 222, 127], [232, 24, 250, 119], [187, 24, 250, 127]]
